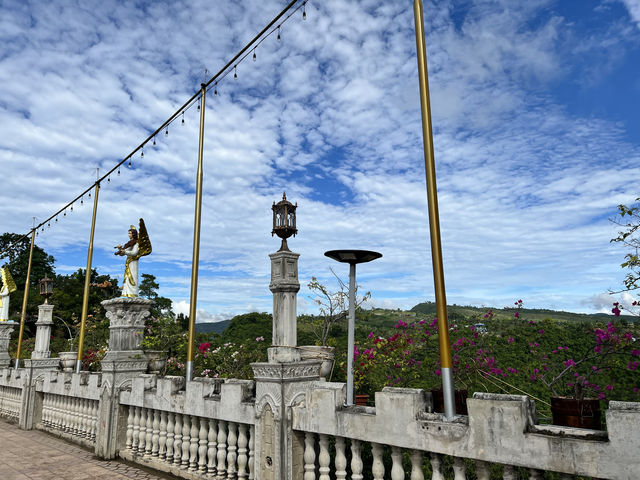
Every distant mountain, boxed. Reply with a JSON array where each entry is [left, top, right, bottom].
[[410, 301, 638, 323], [196, 320, 232, 334]]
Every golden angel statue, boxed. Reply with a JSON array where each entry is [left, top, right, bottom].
[[0, 266, 17, 321], [114, 218, 152, 298]]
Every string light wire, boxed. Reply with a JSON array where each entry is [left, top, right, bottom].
[[0, 0, 307, 260]]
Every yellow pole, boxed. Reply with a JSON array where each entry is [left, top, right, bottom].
[[186, 84, 207, 382], [76, 181, 100, 373], [15, 230, 35, 369], [413, 0, 456, 419]]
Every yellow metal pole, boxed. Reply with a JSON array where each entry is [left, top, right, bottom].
[[76, 181, 100, 373], [15, 229, 35, 369], [186, 84, 207, 382], [413, 0, 456, 419]]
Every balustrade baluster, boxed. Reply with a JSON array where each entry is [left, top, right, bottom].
[[351, 439, 363, 480], [41, 393, 48, 427], [430, 452, 444, 480], [81, 398, 89, 437], [166, 412, 175, 462], [476, 460, 490, 480], [90, 401, 98, 441], [303, 432, 315, 480], [173, 413, 182, 465], [126, 405, 134, 450], [372, 443, 385, 480], [138, 408, 147, 454], [71, 397, 79, 435], [207, 419, 218, 475], [227, 421, 238, 478], [318, 434, 330, 480], [248, 425, 255, 480], [131, 407, 141, 453], [158, 410, 167, 460], [152, 409, 160, 457], [334, 436, 346, 480], [391, 446, 404, 480], [237, 423, 248, 479], [502, 464, 516, 480], [453, 457, 466, 480], [54, 395, 61, 430], [198, 416, 208, 473], [189, 416, 199, 471], [181, 414, 191, 468], [410, 450, 424, 480], [216, 420, 227, 479], [145, 408, 154, 456], [64, 396, 72, 433]]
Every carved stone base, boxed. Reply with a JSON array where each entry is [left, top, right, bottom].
[[22, 358, 60, 370], [267, 346, 301, 363], [0, 322, 16, 368]]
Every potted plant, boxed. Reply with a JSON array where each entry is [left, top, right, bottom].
[[138, 316, 183, 375], [58, 337, 78, 372]]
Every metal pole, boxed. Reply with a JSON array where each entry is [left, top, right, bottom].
[[76, 181, 100, 373], [413, 0, 455, 419], [346, 263, 356, 406], [15, 230, 35, 369], [186, 84, 207, 382]]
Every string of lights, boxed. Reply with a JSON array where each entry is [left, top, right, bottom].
[[0, 0, 308, 261]]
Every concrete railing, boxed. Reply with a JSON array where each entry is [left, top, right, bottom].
[[291, 384, 640, 480], [118, 375, 257, 479]]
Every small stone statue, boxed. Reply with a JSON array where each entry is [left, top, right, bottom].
[[114, 218, 151, 298], [0, 266, 17, 321]]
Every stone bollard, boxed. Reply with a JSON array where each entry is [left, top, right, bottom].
[[27, 304, 59, 369], [0, 321, 16, 368], [96, 296, 154, 459], [268, 250, 301, 363]]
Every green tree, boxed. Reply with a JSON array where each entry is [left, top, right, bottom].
[[139, 273, 173, 317], [611, 198, 640, 293], [0, 232, 55, 324]]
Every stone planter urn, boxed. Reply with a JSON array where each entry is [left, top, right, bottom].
[[58, 351, 77, 372], [298, 345, 335, 379], [144, 350, 167, 374]]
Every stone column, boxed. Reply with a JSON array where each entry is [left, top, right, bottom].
[[0, 321, 16, 368], [268, 250, 301, 363], [97, 296, 154, 459], [31, 304, 55, 360]]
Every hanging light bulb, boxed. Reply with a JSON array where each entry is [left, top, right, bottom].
[[70, 205, 73, 212], [63, 210, 66, 217], [141, 147, 144, 158], [253, 49, 257, 62], [197, 99, 200, 111], [47, 222, 50, 228], [153, 137, 156, 146], [182, 111, 185, 125], [234, 66, 238, 80], [88, 191, 91, 199], [277, 25, 281, 42], [128, 157, 132, 167], [165, 126, 169, 136], [36, 231, 39, 237], [117, 166, 121, 176], [214, 83, 218, 96], [81, 196, 84, 205], [55, 217, 58, 223], [303, 2, 306, 20], [107, 176, 111, 183]]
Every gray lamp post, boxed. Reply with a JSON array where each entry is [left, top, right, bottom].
[[325, 249, 382, 406]]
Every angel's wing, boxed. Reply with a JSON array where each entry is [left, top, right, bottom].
[[136, 218, 152, 258], [1, 267, 17, 293]]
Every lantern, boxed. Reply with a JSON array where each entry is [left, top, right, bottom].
[[272, 192, 297, 251], [38, 274, 53, 304]]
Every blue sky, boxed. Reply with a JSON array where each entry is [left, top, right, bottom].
[[1, 0, 639, 321]]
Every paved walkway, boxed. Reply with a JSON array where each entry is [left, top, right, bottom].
[[0, 419, 173, 480]]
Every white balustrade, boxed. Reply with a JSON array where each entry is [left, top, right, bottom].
[[119, 405, 255, 479], [37, 393, 97, 446]]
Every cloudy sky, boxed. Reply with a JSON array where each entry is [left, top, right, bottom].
[[1, 0, 639, 321]]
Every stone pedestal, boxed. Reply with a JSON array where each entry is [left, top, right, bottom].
[[268, 250, 301, 363], [97, 296, 153, 459], [100, 297, 153, 375], [31, 304, 54, 360], [0, 321, 16, 368]]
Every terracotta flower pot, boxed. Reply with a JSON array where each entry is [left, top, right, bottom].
[[550, 397, 602, 430]]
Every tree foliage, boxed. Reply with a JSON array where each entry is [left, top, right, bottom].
[[611, 198, 640, 292]]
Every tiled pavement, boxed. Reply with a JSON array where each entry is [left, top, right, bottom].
[[0, 419, 174, 480]]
